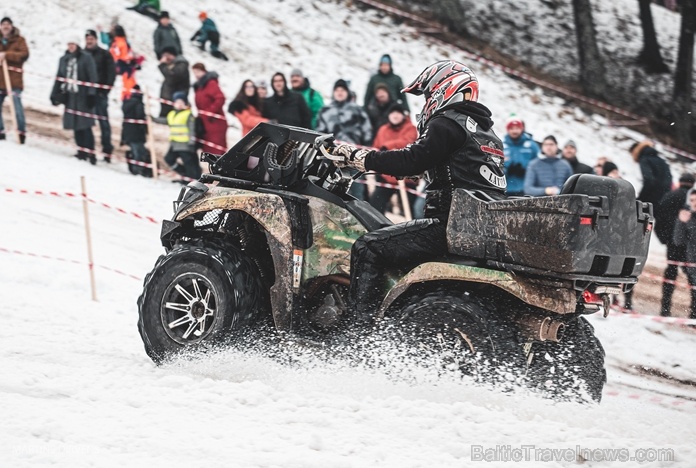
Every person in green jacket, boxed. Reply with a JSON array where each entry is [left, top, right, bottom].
[[127, 0, 160, 21], [364, 54, 409, 113], [289, 68, 324, 129]]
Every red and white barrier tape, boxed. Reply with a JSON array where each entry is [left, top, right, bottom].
[[666, 260, 696, 268], [603, 388, 696, 408], [605, 305, 696, 326], [641, 271, 696, 291], [0, 246, 142, 281], [2, 186, 160, 224]]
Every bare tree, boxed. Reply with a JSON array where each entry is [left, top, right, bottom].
[[572, 0, 609, 99], [637, 0, 670, 73], [672, 0, 695, 145]]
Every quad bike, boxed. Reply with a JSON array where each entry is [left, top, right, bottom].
[[137, 123, 653, 402]]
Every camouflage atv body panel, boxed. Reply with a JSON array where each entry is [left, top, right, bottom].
[[175, 186, 296, 330], [302, 197, 366, 280], [378, 262, 577, 316]]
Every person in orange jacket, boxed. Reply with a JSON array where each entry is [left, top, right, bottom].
[[227, 79, 268, 136], [109, 25, 138, 100], [370, 103, 418, 215]]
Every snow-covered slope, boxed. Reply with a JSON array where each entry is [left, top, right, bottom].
[[1, 140, 695, 466]]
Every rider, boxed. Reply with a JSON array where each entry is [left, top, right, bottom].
[[331, 60, 508, 319]]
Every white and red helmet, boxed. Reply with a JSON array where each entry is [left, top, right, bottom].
[[402, 60, 479, 131]]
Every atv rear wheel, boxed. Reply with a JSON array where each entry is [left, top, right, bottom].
[[525, 317, 606, 402], [387, 291, 526, 383], [137, 240, 262, 364]]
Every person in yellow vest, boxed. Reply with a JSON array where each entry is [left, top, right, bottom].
[[159, 91, 201, 181]]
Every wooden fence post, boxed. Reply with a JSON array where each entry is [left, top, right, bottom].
[[1, 61, 21, 144], [81, 176, 98, 301], [144, 87, 159, 179]]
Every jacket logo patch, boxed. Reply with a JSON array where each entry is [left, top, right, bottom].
[[480, 166, 507, 189], [481, 145, 504, 158], [466, 116, 477, 133]]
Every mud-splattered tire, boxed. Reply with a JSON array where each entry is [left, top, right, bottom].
[[386, 291, 527, 383], [526, 317, 606, 402], [137, 240, 262, 364]]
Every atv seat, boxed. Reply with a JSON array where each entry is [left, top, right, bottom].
[[345, 200, 393, 232]]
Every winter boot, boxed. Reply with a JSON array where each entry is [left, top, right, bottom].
[[0, 132, 5, 141], [19, 134, 26, 144], [89, 154, 97, 165]]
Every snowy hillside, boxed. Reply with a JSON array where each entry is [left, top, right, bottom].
[[404, 0, 694, 118], [1, 0, 696, 466], [5, 0, 692, 185]]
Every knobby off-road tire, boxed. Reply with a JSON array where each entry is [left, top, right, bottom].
[[526, 317, 606, 403], [387, 291, 527, 384], [137, 240, 262, 364]]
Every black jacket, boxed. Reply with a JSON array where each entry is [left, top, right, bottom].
[[121, 93, 147, 144], [158, 55, 190, 101], [84, 45, 116, 95], [263, 89, 311, 129], [637, 146, 672, 206], [673, 213, 696, 264], [567, 157, 594, 175], [366, 102, 506, 219], [656, 187, 690, 245]]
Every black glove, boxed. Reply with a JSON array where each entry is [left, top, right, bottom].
[[86, 94, 96, 110]]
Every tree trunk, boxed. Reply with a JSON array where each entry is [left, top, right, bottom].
[[672, 0, 695, 145], [637, 0, 670, 73], [572, 0, 609, 99]]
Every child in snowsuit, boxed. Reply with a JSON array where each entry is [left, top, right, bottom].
[[157, 91, 201, 181]]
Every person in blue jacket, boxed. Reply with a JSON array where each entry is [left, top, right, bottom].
[[524, 135, 573, 196], [503, 116, 539, 196]]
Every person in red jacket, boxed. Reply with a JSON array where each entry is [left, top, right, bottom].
[[227, 79, 268, 136], [191, 62, 227, 154], [369, 103, 418, 215]]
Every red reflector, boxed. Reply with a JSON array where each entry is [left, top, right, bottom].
[[647, 223, 653, 231], [582, 290, 603, 304], [580, 216, 593, 225]]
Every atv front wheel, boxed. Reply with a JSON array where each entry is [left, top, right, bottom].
[[525, 317, 606, 402], [388, 291, 526, 382], [137, 240, 262, 364]]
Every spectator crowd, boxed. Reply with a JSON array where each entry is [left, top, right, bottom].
[[0, 4, 691, 317]]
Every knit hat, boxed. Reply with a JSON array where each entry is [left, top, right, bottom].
[[387, 102, 406, 115], [159, 11, 170, 19], [192, 62, 206, 72], [563, 139, 577, 149], [85, 29, 98, 39], [0, 17, 12, 25], [160, 46, 177, 57], [290, 68, 303, 77], [66, 32, 82, 46], [255, 79, 268, 89], [199, 11, 207, 20], [505, 116, 524, 131], [543, 135, 557, 144], [334, 79, 350, 92], [172, 91, 188, 105], [679, 173, 695, 186], [379, 54, 392, 65], [602, 161, 618, 176]]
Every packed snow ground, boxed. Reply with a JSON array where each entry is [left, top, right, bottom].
[[2, 137, 696, 468], [1, 0, 695, 466]]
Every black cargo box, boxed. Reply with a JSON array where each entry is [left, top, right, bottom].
[[446, 175, 653, 277]]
